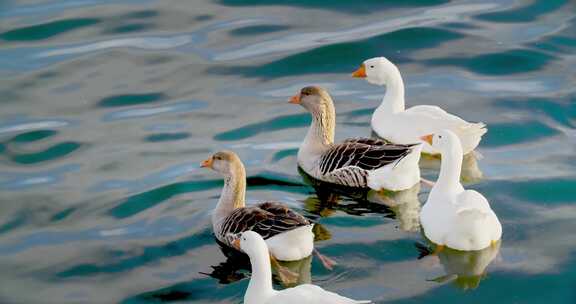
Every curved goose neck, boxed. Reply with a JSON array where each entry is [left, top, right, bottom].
[[245, 240, 275, 302], [436, 141, 464, 193], [376, 64, 405, 114], [213, 161, 246, 224], [301, 97, 335, 156]]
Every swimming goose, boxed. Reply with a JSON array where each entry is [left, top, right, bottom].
[[352, 57, 487, 155], [290, 86, 422, 191], [231, 231, 372, 304], [201, 151, 334, 281], [419, 130, 502, 251]]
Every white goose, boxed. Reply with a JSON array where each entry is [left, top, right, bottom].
[[352, 57, 487, 155], [231, 231, 372, 304], [419, 130, 502, 251], [200, 151, 334, 281], [291, 86, 422, 192]]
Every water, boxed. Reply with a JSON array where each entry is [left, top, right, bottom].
[[0, 0, 575, 303]]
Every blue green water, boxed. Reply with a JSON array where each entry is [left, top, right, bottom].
[[1, 0, 575, 303]]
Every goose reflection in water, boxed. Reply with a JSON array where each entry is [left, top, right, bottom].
[[203, 226, 328, 287], [367, 184, 421, 233], [299, 166, 421, 233], [417, 240, 501, 290]]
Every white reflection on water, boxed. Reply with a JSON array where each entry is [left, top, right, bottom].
[[0, 119, 72, 135], [102, 101, 207, 121], [0, 164, 80, 190], [36, 35, 193, 58], [0, 0, 153, 18]]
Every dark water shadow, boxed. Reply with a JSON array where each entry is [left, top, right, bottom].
[[424, 49, 555, 75], [297, 167, 394, 218], [144, 132, 191, 142], [217, 0, 450, 14], [109, 180, 222, 219], [0, 18, 101, 42], [97, 93, 166, 108], [482, 120, 560, 147], [1, 129, 83, 165], [121, 275, 244, 303], [201, 239, 251, 284], [229, 25, 292, 36], [56, 228, 214, 279], [214, 113, 310, 141]]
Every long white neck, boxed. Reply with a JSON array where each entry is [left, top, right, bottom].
[[376, 65, 405, 114], [245, 241, 275, 303], [299, 102, 335, 161], [435, 141, 464, 194], [212, 162, 246, 226]]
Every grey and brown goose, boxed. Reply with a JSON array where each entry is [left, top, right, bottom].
[[290, 86, 422, 191], [200, 150, 334, 281]]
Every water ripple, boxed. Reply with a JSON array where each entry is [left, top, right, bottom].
[[102, 101, 207, 121], [208, 2, 500, 61], [0, 164, 80, 190], [36, 35, 192, 58], [0, 118, 73, 135]]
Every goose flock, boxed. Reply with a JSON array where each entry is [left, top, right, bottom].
[[200, 56, 502, 304]]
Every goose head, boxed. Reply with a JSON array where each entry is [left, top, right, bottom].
[[352, 57, 400, 86], [200, 150, 243, 176], [420, 129, 461, 154], [289, 86, 334, 114], [231, 230, 267, 256]]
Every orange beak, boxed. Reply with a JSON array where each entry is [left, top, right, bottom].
[[289, 94, 301, 104], [351, 64, 367, 78], [232, 238, 241, 250], [200, 157, 213, 168], [420, 134, 434, 145]]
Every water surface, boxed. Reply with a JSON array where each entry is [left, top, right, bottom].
[[1, 0, 575, 303]]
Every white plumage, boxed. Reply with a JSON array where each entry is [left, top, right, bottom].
[[420, 130, 502, 251], [233, 231, 372, 304], [266, 225, 315, 261], [352, 57, 487, 155]]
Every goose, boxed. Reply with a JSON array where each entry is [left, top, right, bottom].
[[200, 151, 334, 282], [352, 57, 487, 155], [419, 130, 502, 251], [290, 86, 422, 192], [231, 230, 372, 304]]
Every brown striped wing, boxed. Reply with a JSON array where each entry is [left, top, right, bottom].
[[319, 139, 416, 175], [219, 202, 310, 246]]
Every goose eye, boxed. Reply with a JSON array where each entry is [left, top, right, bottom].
[[438, 135, 442, 139], [370, 65, 374, 68]]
